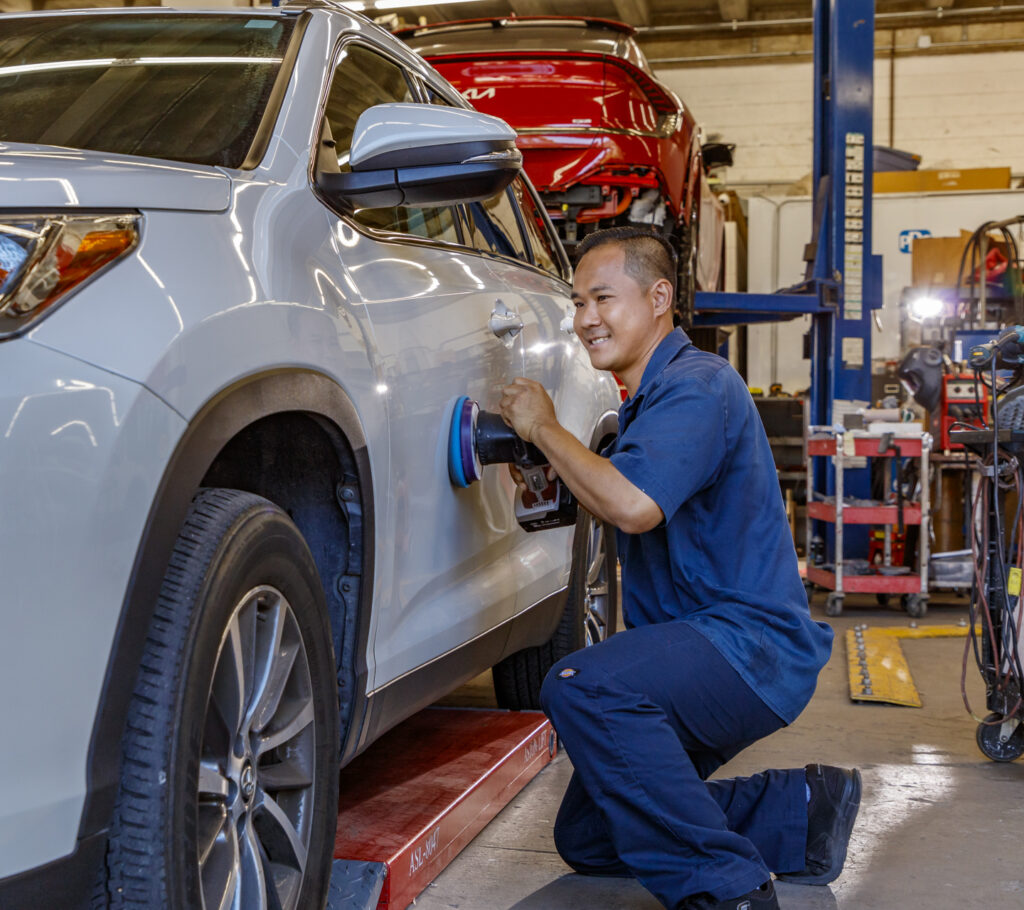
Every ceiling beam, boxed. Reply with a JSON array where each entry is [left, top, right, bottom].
[[613, 0, 651, 27], [717, 0, 749, 21]]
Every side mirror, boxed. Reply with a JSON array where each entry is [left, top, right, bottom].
[[318, 103, 522, 209], [702, 142, 735, 171]]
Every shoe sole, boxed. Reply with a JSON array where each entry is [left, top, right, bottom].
[[776, 768, 862, 886]]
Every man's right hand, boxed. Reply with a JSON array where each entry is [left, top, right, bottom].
[[508, 463, 557, 494]]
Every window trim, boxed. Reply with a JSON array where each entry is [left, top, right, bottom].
[[308, 36, 467, 250], [512, 175, 572, 282], [239, 10, 311, 170]]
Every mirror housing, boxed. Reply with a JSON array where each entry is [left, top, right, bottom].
[[318, 103, 522, 209], [702, 142, 735, 171]]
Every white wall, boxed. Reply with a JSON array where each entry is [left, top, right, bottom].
[[744, 189, 1024, 396], [658, 52, 1024, 185]]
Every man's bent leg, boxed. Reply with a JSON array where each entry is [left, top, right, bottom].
[[540, 622, 798, 907], [553, 771, 632, 877]]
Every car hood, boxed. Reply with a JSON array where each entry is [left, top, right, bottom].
[[0, 143, 232, 212]]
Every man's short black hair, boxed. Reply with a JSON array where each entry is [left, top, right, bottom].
[[575, 226, 677, 295]]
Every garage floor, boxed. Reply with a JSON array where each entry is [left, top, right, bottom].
[[420, 595, 1024, 910]]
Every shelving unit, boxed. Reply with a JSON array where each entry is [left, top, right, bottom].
[[805, 427, 932, 617]]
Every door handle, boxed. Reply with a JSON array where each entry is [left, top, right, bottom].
[[489, 299, 523, 346]]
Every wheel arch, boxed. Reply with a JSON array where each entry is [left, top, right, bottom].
[[590, 408, 619, 453], [78, 369, 375, 843]]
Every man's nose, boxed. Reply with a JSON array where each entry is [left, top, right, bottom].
[[574, 300, 600, 328]]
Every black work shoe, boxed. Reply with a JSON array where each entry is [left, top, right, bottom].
[[681, 879, 779, 910], [777, 763, 862, 885]]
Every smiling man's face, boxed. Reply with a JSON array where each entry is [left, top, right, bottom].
[[571, 243, 672, 394]]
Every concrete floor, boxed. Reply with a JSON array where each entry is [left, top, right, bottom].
[[419, 594, 1024, 910]]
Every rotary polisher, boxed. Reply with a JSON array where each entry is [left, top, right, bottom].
[[448, 395, 577, 532]]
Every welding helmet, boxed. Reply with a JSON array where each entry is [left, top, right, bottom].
[[896, 345, 943, 412]]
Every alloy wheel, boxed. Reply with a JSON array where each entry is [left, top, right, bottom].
[[197, 585, 318, 910], [583, 515, 613, 647]]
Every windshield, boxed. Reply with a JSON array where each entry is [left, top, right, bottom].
[[0, 13, 295, 168]]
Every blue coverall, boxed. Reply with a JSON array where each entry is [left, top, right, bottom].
[[541, 328, 834, 908]]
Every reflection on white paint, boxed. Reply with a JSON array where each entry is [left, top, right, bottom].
[[375, 383, 389, 395], [50, 419, 98, 447], [136, 254, 184, 333], [26, 177, 78, 205]]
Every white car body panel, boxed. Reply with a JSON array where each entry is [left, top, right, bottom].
[[0, 340, 185, 876]]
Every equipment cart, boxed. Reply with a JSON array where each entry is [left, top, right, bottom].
[[805, 426, 932, 617]]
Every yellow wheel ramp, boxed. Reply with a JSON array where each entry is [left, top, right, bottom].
[[846, 623, 975, 707]]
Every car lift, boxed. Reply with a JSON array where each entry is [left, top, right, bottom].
[[327, 3, 882, 909], [695, 0, 883, 559], [328, 708, 556, 909]]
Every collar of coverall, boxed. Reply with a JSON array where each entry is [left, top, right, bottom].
[[620, 327, 693, 417]]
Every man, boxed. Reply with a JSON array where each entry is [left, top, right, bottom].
[[498, 226, 860, 910]]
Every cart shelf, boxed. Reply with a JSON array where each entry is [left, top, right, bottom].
[[805, 426, 932, 616], [807, 501, 922, 525], [806, 566, 923, 594], [807, 436, 925, 457]]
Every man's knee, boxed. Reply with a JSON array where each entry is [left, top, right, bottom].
[[540, 655, 594, 720]]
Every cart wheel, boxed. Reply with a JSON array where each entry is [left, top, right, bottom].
[[825, 593, 844, 617], [903, 593, 928, 618], [976, 713, 1024, 762], [803, 579, 816, 598], [875, 593, 890, 607]]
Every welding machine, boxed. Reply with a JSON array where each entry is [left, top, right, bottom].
[[447, 396, 577, 532], [939, 374, 989, 450]]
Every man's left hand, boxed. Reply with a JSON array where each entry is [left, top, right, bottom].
[[499, 378, 556, 443]]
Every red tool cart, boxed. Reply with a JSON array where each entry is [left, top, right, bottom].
[[805, 426, 932, 617]]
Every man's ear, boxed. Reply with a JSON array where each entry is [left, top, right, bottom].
[[649, 277, 674, 317]]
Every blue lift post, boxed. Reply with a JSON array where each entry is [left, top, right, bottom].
[[693, 0, 883, 560]]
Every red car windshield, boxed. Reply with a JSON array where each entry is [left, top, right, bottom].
[[0, 13, 296, 168]]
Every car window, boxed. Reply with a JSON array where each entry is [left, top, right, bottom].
[[509, 177, 564, 279], [323, 43, 459, 243], [324, 44, 416, 173], [355, 206, 461, 244], [463, 190, 529, 261], [0, 14, 295, 168]]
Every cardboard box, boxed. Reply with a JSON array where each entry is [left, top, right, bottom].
[[874, 167, 1011, 194], [911, 229, 1007, 288]]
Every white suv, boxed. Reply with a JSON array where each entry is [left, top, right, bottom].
[[0, 5, 620, 909]]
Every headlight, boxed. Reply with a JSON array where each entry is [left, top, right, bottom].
[[0, 213, 140, 339]]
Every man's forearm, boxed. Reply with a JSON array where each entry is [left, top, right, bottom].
[[532, 420, 662, 534]]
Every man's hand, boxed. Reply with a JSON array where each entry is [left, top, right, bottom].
[[499, 378, 557, 443], [497, 377, 663, 535], [508, 462, 557, 494]]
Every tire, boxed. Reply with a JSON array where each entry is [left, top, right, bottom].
[[825, 593, 844, 617], [493, 509, 619, 710], [976, 713, 1024, 762], [104, 488, 339, 910], [903, 593, 928, 618]]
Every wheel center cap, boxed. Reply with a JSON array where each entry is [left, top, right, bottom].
[[240, 762, 256, 803]]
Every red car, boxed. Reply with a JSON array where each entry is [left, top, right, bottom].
[[398, 16, 730, 323]]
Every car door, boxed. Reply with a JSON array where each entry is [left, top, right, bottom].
[[460, 177, 582, 615], [315, 40, 520, 688]]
